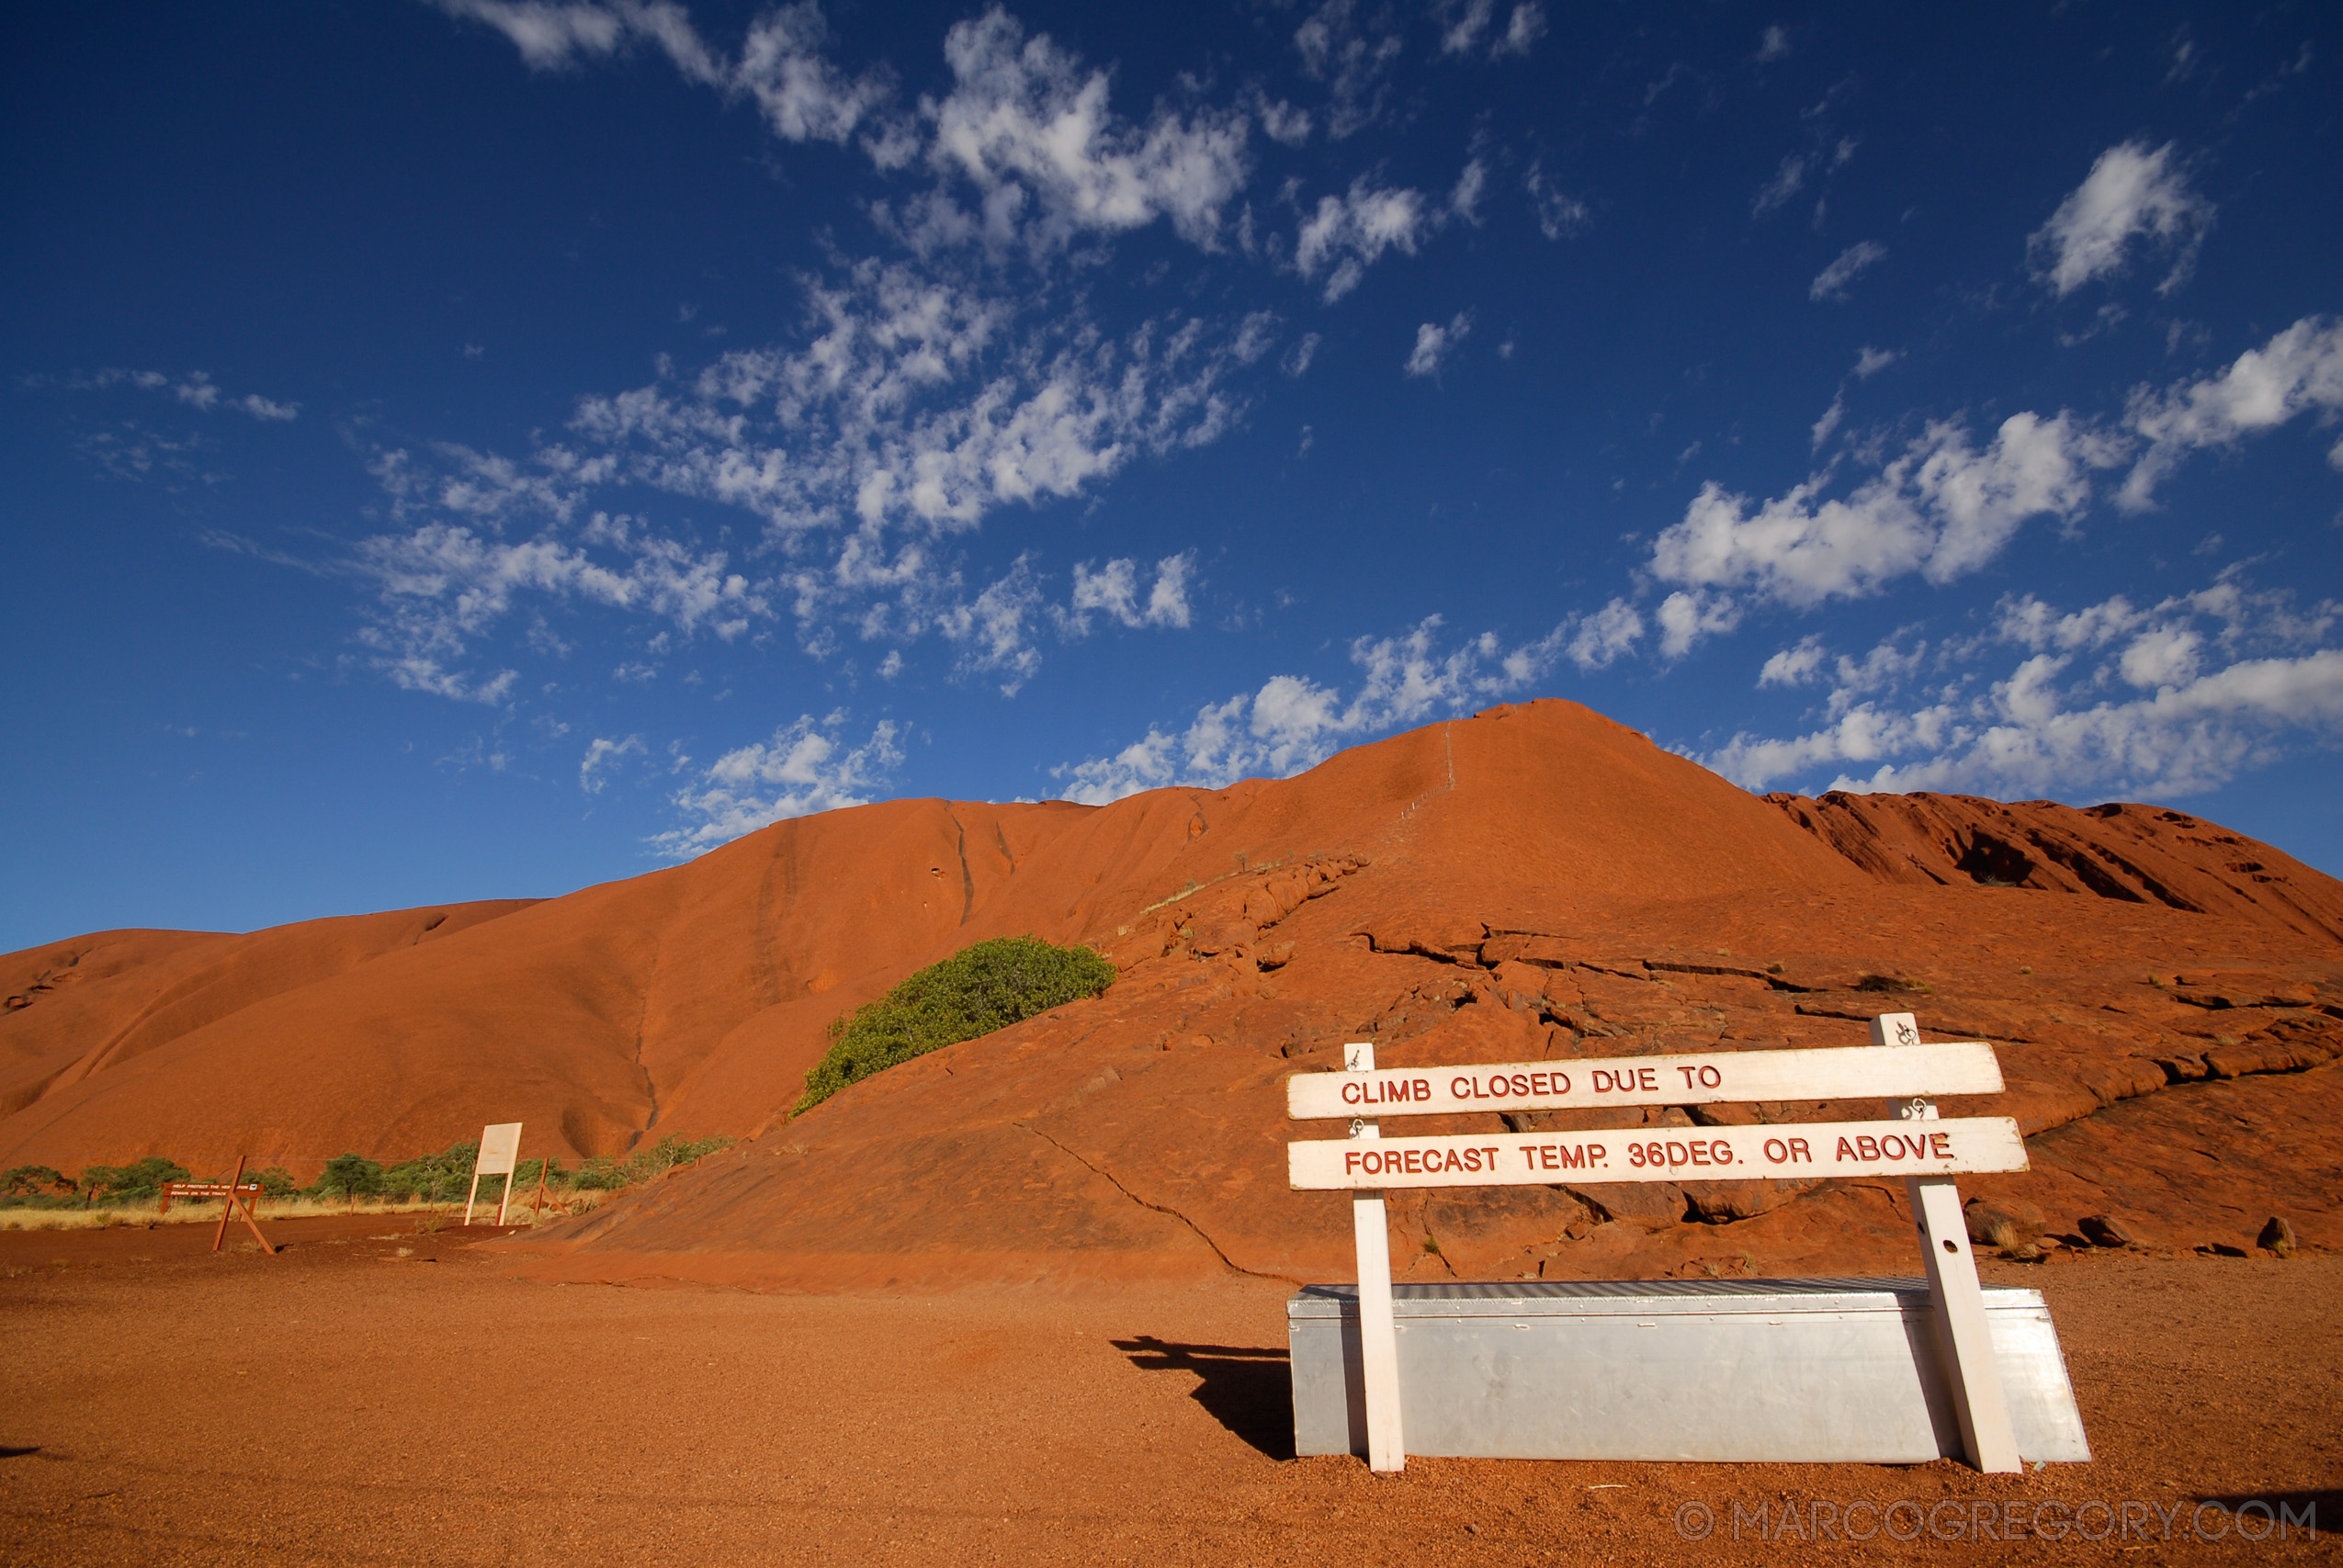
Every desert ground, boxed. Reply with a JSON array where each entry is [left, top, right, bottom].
[[1, 1217, 2333, 1567]]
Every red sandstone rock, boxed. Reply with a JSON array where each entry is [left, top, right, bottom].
[[5, 699, 2338, 1290]]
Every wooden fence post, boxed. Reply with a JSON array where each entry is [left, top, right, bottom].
[[1345, 1041, 1405, 1472], [1872, 1011, 2021, 1473], [211, 1155, 245, 1254]]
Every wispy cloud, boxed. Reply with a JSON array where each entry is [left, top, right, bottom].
[[655, 712, 904, 855], [1405, 313, 1473, 378], [1808, 240, 1885, 301], [1293, 177, 1430, 301], [2028, 140, 2212, 298], [1703, 574, 2342, 799], [1651, 412, 2119, 633], [2118, 315, 2343, 509], [1294, 0, 1404, 138], [1055, 615, 1565, 802]]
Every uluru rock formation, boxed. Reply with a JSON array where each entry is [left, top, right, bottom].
[[5, 700, 2337, 1287]]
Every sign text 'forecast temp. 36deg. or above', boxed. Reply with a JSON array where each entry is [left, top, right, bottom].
[[1286, 1116, 2029, 1190]]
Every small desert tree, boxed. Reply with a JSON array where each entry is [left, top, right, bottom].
[[312, 1153, 386, 1210]]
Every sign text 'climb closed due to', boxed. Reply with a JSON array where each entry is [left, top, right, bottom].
[[1284, 1042, 2002, 1121]]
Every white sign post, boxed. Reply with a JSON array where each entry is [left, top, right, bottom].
[[1288, 1022, 2031, 1474], [1873, 1012, 2021, 1474], [464, 1122, 524, 1226], [1343, 1043, 1405, 1473]]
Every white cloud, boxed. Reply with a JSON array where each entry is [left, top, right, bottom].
[[1405, 313, 1472, 378], [1565, 598, 1644, 671], [1656, 590, 1741, 660], [579, 733, 645, 792], [1852, 345, 1899, 379], [1808, 240, 1885, 301], [352, 512, 761, 702], [2118, 315, 2343, 509], [1752, 154, 1805, 218], [436, 0, 885, 144], [1523, 158, 1590, 239], [1293, 176, 1429, 301], [60, 367, 300, 422], [922, 10, 1251, 254], [1449, 158, 1487, 224], [1809, 391, 1845, 451], [1703, 577, 2343, 798], [1755, 25, 1790, 62], [1294, 0, 1403, 139], [1649, 412, 2118, 636], [2027, 140, 2213, 298], [655, 714, 904, 856], [1498, 4, 1546, 57], [571, 259, 1260, 541], [1757, 635, 1826, 687], [1055, 615, 1564, 802], [1441, 1, 1544, 60], [1062, 552, 1195, 633]]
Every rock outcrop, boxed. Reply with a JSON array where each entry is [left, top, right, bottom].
[[5, 700, 2336, 1286]]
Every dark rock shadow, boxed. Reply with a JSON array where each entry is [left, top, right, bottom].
[[1111, 1336, 1294, 1461]]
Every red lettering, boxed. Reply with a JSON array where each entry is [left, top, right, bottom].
[[1452, 1076, 1474, 1100], [1638, 1067, 1658, 1090], [1483, 1146, 1499, 1169], [1342, 1080, 1362, 1104], [1836, 1136, 1859, 1162], [1676, 1065, 1698, 1089], [1689, 1140, 1710, 1167], [1667, 1140, 1689, 1168], [1855, 1135, 1882, 1160], [1930, 1132, 1951, 1158], [1789, 1137, 1812, 1162], [1345, 1150, 1363, 1173], [1413, 1078, 1430, 1102], [1711, 1139, 1732, 1165], [1697, 1065, 1722, 1089], [1589, 1142, 1607, 1167], [1763, 1137, 1789, 1164]]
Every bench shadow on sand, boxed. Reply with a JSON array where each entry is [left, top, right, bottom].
[[1111, 1336, 1295, 1461]]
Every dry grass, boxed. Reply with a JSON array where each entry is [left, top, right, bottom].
[[0, 1187, 617, 1233], [0, 1196, 455, 1233]]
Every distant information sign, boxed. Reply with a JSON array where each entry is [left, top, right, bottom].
[[1285, 1042, 2000, 1122], [477, 1122, 523, 1177], [1287, 1115, 2026, 1190]]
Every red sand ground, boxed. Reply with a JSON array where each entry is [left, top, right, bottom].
[[5, 699, 2339, 1287], [0, 1222, 2334, 1565]]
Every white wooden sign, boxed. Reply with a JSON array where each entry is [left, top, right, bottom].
[[1287, 1014, 2026, 1479], [1289, 1115, 2024, 1189], [464, 1122, 524, 1226], [477, 1122, 523, 1175], [1285, 1042, 2000, 1121]]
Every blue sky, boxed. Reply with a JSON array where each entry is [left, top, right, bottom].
[[6, 2, 2340, 950]]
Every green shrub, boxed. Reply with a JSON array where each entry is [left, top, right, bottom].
[[568, 1135, 731, 1191], [252, 1166, 300, 1199], [380, 1142, 479, 1202], [75, 1156, 190, 1205], [311, 1153, 385, 1202], [796, 935, 1115, 1113], [2, 1165, 71, 1198]]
